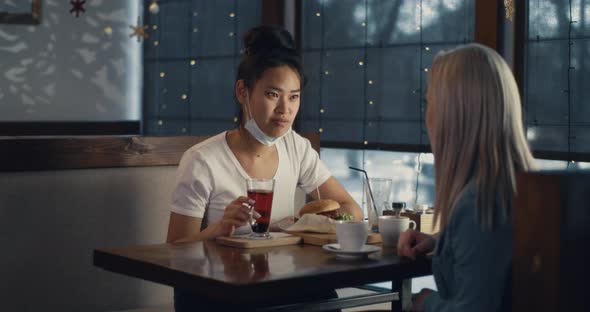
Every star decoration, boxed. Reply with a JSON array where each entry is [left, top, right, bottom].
[[70, 0, 86, 18], [129, 16, 149, 42]]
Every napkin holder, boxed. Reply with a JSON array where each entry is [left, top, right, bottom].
[[383, 209, 439, 235]]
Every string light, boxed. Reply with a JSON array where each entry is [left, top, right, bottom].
[[181, 128, 187, 133], [229, 32, 235, 37], [324, 70, 330, 75], [425, 46, 430, 51], [190, 60, 196, 66], [369, 100, 374, 105], [103, 26, 113, 36], [153, 40, 159, 46], [193, 12, 198, 17], [315, 12, 321, 17], [368, 80, 373, 85], [229, 12, 235, 18], [193, 28, 199, 33], [149, 0, 160, 14], [363, 140, 368, 145], [358, 61, 364, 66], [320, 108, 325, 114], [319, 128, 324, 133], [158, 120, 163, 126], [160, 72, 166, 78], [424, 68, 429, 72], [361, 22, 366, 27], [233, 117, 238, 123], [181, 94, 188, 100], [152, 25, 158, 30]]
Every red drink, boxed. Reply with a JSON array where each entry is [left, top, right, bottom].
[[247, 189, 274, 233]]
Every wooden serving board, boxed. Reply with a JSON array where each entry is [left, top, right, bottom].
[[216, 232, 302, 249], [286, 231, 382, 246]]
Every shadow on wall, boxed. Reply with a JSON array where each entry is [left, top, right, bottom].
[[0, 0, 141, 121]]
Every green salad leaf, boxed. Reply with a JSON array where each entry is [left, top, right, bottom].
[[334, 213, 353, 221]]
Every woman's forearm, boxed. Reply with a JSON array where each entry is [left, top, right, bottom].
[[172, 222, 223, 243], [340, 201, 364, 221]]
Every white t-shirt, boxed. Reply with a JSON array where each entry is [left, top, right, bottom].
[[170, 130, 331, 234]]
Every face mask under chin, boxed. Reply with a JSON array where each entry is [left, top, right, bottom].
[[243, 117, 291, 146]]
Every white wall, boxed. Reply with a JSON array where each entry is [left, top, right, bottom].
[[0, 0, 142, 121]]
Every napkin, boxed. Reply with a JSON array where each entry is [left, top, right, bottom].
[[284, 214, 338, 233]]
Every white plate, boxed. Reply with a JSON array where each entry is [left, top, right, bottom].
[[322, 243, 381, 259]]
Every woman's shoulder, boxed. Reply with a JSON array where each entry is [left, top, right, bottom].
[[281, 130, 312, 150], [186, 132, 227, 152], [181, 131, 228, 162], [450, 180, 511, 232]]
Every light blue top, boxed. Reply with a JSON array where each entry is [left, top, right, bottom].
[[425, 182, 512, 312]]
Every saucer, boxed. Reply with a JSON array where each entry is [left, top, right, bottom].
[[322, 243, 381, 259]]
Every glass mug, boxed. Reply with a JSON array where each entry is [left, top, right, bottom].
[[246, 178, 275, 239]]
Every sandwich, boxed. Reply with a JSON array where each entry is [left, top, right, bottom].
[[299, 199, 353, 221]]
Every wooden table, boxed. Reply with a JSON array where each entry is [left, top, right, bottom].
[[94, 241, 432, 311]]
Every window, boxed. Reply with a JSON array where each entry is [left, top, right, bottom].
[[299, 0, 475, 149], [524, 0, 590, 161], [143, 0, 261, 135]]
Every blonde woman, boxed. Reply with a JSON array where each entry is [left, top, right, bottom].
[[397, 43, 535, 312]]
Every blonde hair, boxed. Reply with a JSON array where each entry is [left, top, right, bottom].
[[429, 43, 535, 232]]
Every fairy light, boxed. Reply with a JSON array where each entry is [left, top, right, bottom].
[[160, 72, 166, 78], [358, 61, 364, 66], [153, 40, 159, 46], [324, 70, 330, 75], [368, 80, 373, 85], [190, 59, 196, 66], [158, 120, 163, 126], [369, 100, 374, 105], [103, 26, 113, 36], [315, 12, 321, 17], [152, 25, 158, 30], [229, 12, 235, 18], [193, 28, 199, 33], [149, 0, 160, 14], [181, 94, 188, 100], [424, 68, 429, 72], [233, 117, 238, 123], [229, 32, 235, 37], [319, 128, 324, 133], [320, 108, 325, 114]]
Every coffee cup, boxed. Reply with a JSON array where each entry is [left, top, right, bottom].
[[378, 216, 416, 247], [335, 221, 368, 251]]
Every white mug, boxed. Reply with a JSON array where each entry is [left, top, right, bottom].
[[335, 221, 368, 251], [378, 216, 416, 247]]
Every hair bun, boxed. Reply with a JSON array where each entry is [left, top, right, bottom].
[[243, 26, 297, 57]]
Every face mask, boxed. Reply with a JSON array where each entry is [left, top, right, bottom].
[[243, 92, 291, 146]]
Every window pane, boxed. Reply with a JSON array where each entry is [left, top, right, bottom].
[[189, 57, 236, 120], [301, 0, 475, 148], [143, 0, 261, 136], [525, 0, 590, 158]]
